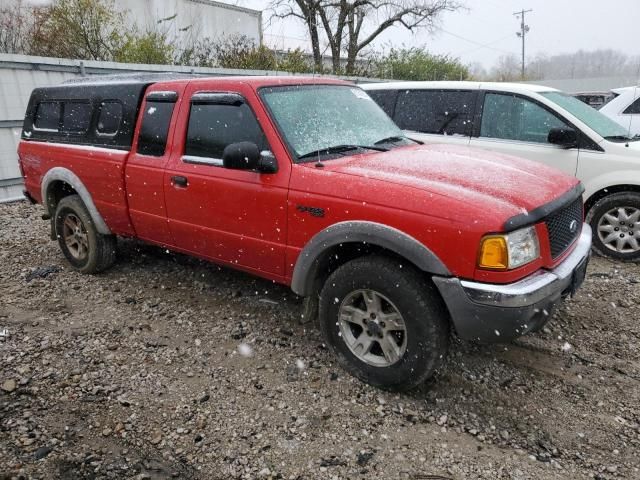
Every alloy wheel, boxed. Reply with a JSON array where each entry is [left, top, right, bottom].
[[597, 206, 640, 254], [338, 289, 408, 367], [62, 213, 89, 260]]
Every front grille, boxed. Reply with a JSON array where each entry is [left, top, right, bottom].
[[545, 197, 583, 258]]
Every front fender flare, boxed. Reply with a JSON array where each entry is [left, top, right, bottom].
[[291, 221, 450, 297], [41, 167, 112, 235]]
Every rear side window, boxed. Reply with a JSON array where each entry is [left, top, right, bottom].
[[395, 90, 475, 136], [623, 97, 640, 115], [480, 93, 567, 144], [137, 100, 176, 156], [97, 101, 123, 135], [367, 90, 398, 117], [185, 102, 267, 159], [34, 101, 61, 131], [62, 101, 92, 133]]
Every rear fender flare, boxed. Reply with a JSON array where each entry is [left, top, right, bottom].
[[41, 167, 112, 235], [291, 221, 450, 297]]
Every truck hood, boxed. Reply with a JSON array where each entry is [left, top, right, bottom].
[[311, 143, 579, 218]]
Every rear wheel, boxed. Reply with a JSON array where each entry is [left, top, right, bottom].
[[55, 195, 117, 273], [587, 192, 640, 262], [319, 255, 449, 391]]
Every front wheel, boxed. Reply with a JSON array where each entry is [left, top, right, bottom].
[[54, 195, 117, 274], [318, 255, 449, 391], [587, 192, 640, 262]]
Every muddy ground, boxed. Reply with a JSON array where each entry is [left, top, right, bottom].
[[1, 200, 639, 480]]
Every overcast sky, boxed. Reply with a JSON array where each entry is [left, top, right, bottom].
[[235, 0, 640, 68]]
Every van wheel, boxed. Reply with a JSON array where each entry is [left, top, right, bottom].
[[319, 255, 449, 391], [54, 195, 117, 273], [587, 192, 640, 262]]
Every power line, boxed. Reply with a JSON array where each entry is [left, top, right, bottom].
[[433, 26, 516, 55], [452, 33, 517, 57], [514, 9, 532, 79]]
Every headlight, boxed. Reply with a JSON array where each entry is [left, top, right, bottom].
[[478, 226, 540, 270]]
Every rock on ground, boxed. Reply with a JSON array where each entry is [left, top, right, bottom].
[[1, 201, 639, 479]]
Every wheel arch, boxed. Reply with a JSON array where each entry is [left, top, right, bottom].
[[41, 167, 112, 235], [291, 221, 450, 297], [584, 183, 640, 217]]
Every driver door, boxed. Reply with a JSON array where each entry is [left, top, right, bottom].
[[163, 83, 290, 279], [469, 92, 579, 176]]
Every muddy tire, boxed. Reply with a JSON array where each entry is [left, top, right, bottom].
[[318, 255, 449, 391], [586, 192, 640, 262], [54, 195, 117, 274]]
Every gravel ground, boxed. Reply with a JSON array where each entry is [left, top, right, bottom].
[[1, 200, 639, 480]]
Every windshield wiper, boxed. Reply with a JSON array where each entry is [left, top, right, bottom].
[[374, 135, 422, 146], [605, 135, 640, 142], [374, 135, 406, 145], [298, 144, 387, 160]]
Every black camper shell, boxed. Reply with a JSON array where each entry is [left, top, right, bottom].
[[21, 73, 193, 150]]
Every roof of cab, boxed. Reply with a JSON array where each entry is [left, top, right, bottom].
[[361, 81, 560, 94]]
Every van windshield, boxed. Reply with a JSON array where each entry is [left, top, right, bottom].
[[259, 85, 411, 161], [541, 91, 635, 141]]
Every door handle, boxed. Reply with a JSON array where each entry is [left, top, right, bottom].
[[171, 175, 188, 188]]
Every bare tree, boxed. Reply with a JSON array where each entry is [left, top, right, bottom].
[[489, 54, 521, 82], [270, 0, 461, 74], [270, 0, 324, 71], [0, 1, 37, 54]]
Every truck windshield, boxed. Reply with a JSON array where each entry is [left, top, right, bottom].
[[541, 91, 635, 141], [259, 85, 409, 161]]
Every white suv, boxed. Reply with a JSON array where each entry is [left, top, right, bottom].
[[362, 81, 640, 261], [599, 86, 640, 137]]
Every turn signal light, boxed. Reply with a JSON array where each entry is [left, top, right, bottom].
[[478, 236, 508, 270]]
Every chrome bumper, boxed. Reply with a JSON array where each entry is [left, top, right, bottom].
[[433, 225, 592, 342]]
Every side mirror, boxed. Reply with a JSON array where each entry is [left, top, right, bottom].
[[222, 142, 260, 170], [258, 150, 278, 173], [548, 127, 578, 148]]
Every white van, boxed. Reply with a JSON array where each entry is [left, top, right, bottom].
[[362, 81, 640, 261]]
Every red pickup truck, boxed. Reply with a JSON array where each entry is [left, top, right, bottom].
[[18, 74, 591, 390]]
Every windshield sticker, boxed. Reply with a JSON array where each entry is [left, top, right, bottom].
[[351, 88, 373, 100]]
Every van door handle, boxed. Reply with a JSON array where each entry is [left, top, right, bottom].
[[171, 175, 188, 188]]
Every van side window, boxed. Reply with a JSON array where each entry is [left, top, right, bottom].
[[480, 93, 567, 144], [137, 101, 176, 156], [185, 102, 267, 160], [34, 101, 61, 131], [97, 101, 123, 135], [394, 90, 475, 136], [62, 101, 92, 133], [623, 97, 640, 115], [367, 90, 398, 117]]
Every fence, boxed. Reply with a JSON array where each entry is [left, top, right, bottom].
[[0, 53, 385, 202]]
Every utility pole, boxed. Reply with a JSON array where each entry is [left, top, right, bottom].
[[514, 9, 532, 79]]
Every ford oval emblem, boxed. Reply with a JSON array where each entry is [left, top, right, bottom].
[[569, 220, 578, 234]]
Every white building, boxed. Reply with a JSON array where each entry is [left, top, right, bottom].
[[111, 0, 262, 45]]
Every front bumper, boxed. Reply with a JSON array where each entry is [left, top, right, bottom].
[[433, 225, 592, 342]]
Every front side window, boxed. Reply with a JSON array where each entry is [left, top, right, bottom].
[[34, 101, 61, 131], [395, 90, 475, 136], [260, 85, 405, 160], [137, 100, 176, 156], [480, 93, 567, 144], [62, 101, 92, 133], [623, 97, 640, 115], [185, 102, 267, 159]]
